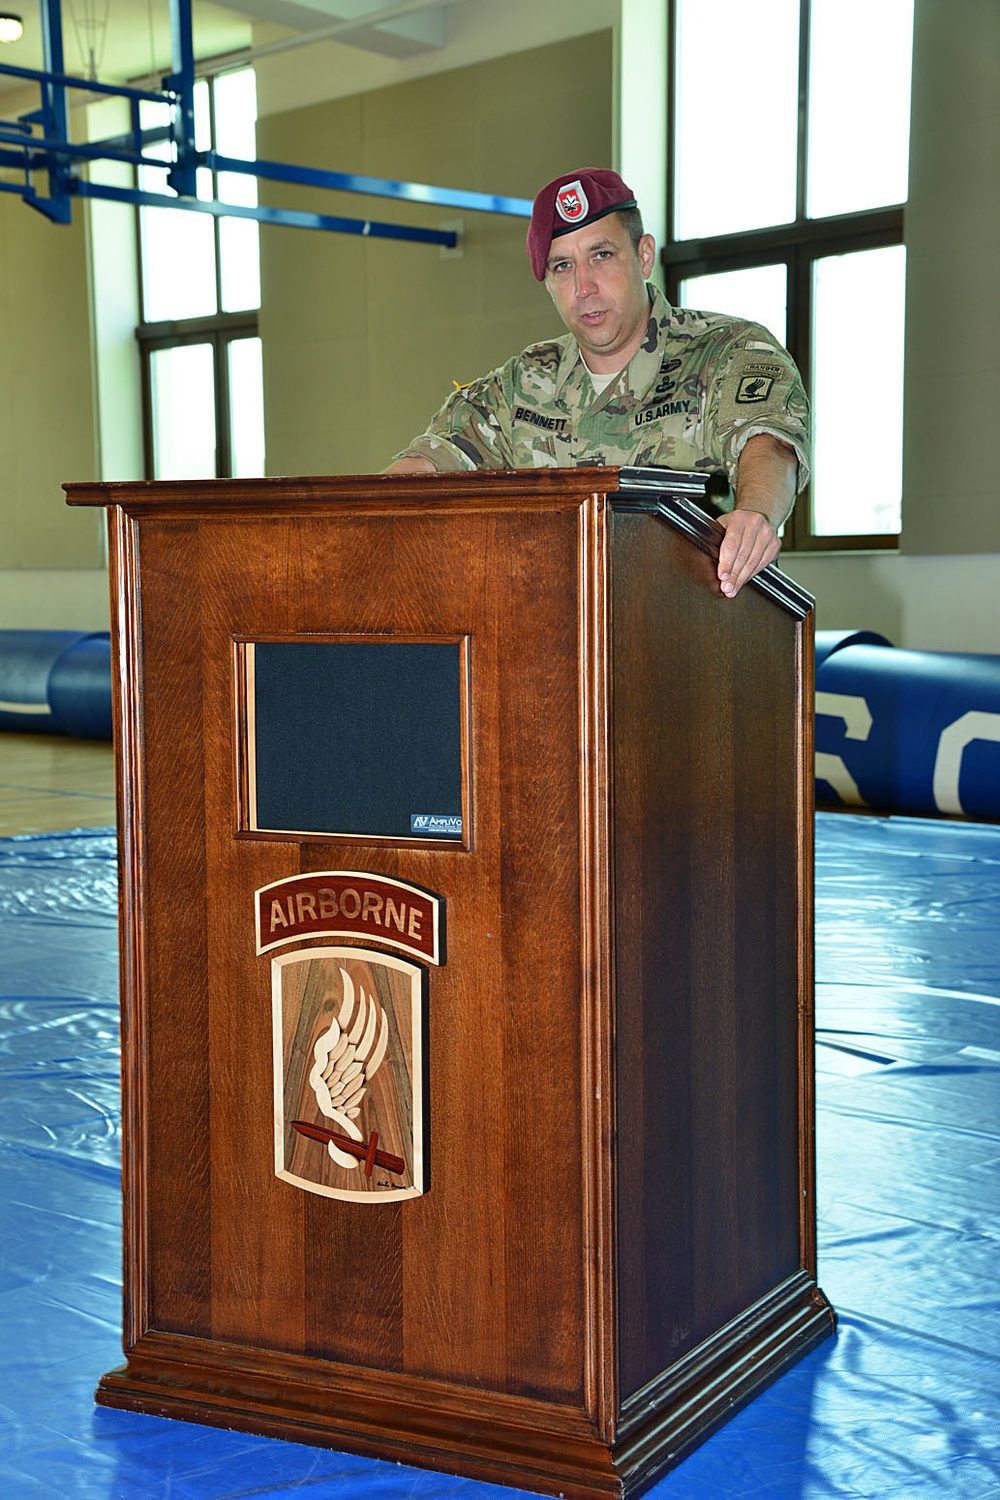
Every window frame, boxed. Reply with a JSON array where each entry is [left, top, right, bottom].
[[663, 0, 906, 551], [138, 313, 260, 481], [134, 68, 260, 483]]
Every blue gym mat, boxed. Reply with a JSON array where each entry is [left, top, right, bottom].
[[1, 813, 999, 1498]]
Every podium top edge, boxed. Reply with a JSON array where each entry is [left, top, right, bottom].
[[63, 466, 717, 509], [611, 490, 814, 620], [62, 467, 813, 618]]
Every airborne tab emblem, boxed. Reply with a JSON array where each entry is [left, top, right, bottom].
[[734, 361, 781, 405]]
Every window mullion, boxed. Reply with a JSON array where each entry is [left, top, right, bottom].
[[786, 244, 811, 550], [140, 343, 155, 482], [209, 79, 225, 318], [796, 0, 810, 223], [215, 334, 232, 479], [665, 0, 678, 247]]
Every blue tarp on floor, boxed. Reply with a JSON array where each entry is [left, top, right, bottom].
[[1, 815, 999, 1499]]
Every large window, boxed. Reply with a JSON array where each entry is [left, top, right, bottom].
[[666, 0, 914, 549], [137, 69, 264, 480]]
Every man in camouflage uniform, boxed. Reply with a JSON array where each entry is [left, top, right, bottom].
[[387, 169, 809, 598]]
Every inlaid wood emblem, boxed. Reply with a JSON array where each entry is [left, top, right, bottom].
[[256, 871, 443, 965], [272, 946, 425, 1202]]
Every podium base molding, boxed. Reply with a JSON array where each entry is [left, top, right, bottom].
[[96, 1273, 834, 1499]]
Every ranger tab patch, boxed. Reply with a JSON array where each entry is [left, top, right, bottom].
[[735, 362, 782, 404]]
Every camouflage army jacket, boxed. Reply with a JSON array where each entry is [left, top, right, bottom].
[[392, 287, 810, 493]]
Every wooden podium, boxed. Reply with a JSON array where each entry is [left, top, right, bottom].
[[67, 467, 834, 1498]]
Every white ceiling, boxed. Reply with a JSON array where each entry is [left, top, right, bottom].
[[0, 0, 457, 108]]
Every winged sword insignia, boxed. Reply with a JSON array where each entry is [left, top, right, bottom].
[[308, 967, 389, 1171]]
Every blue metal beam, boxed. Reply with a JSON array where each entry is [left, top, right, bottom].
[[37, 0, 71, 220], [0, 128, 172, 171], [165, 0, 197, 198], [207, 153, 532, 218], [72, 178, 460, 246], [0, 0, 533, 236], [0, 129, 157, 170], [0, 58, 172, 104]]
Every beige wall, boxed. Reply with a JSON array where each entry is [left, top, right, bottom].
[[902, 0, 1000, 555], [781, 550, 999, 653], [0, 568, 111, 631], [257, 31, 612, 477], [0, 191, 101, 572]]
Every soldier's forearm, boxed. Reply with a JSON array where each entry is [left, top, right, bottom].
[[734, 433, 798, 529], [384, 456, 438, 474]]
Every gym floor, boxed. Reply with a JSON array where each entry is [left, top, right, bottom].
[[0, 730, 115, 836], [1, 738, 999, 1499]]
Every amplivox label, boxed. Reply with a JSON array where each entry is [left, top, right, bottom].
[[411, 814, 463, 838]]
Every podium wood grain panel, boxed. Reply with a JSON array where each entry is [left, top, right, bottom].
[[69, 469, 834, 1497], [611, 511, 805, 1397]]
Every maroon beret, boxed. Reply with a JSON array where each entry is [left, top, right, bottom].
[[525, 168, 638, 280]]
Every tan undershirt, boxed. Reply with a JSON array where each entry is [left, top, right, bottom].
[[588, 367, 622, 396]]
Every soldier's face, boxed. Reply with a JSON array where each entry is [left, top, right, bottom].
[[544, 215, 656, 373]]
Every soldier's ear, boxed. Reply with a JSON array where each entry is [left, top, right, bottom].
[[637, 234, 656, 281]]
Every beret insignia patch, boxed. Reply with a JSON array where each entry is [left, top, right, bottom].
[[555, 179, 589, 224]]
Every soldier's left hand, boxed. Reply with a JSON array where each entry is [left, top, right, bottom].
[[716, 509, 780, 598]]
